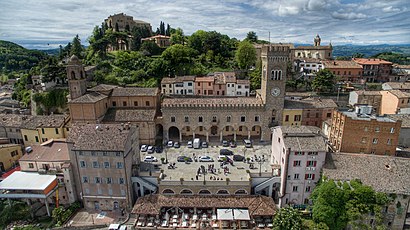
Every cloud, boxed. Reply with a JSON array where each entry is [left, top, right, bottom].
[[0, 0, 409, 49], [331, 11, 367, 20]]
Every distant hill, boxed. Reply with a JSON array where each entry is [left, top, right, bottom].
[[333, 44, 410, 58], [0, 40, 48, 72]]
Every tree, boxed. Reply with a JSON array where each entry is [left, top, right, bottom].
[[161, 44, 197, 76], [159, 21, 165, 35], [170, 28, 185, 45], [165, 23, 171, 36], [70, 34, 83, 58], [245, 31, 258, 43], [311, 69, 336, 93], [235, 40, 256, 70], [140, 41, 161, 56], [272, 207, 303, 230]]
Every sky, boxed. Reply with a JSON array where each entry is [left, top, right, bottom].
[[0, 0, 409, 49]]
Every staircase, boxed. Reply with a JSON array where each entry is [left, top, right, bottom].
[[254, 176, 281, 193], [131, 176, 158, 193]]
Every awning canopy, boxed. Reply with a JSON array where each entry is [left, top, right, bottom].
[[217, 209, 234, 220], [233, 209, 250, 220]]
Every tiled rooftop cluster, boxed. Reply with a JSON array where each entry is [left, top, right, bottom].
[[323, 152, 410, 195], [21, 115, 68, 129], [20, 140, 69, 162], [322, 60, 362, 69], [281, 126, 327, 152], [387, 114, 410, 128], [284, 98, 337, 109], [103, 108, 157, 122], [67, 124, 132, 151]]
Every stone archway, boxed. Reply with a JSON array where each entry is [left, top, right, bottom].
[[194, 126, 207, 140], [181, 126, 193, 141], [251, 125, 262, 140], [221, 125, 235, 141], [236, 125, 248, 140], [209, 126, 219, 142], [168, 126, 180, 141]]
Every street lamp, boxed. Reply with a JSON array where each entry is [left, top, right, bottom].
[[258, 160, 263, 176], [337, 87, 341, 102]]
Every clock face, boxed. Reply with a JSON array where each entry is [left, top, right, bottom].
[[271, 87, 281, 97]]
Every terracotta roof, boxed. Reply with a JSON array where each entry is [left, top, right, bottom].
[[196, 77, 214, 82], [161, 76, 195, 84], [352, 90, 382, 96], [323, 152, 410, 195], [280, 126, 327, 152], [237, 79, 250, 84], [322, 60, 362, 69], [162, 97, 263, 107], [161, 78, 175, 84], [103, 108, 156, 122], [284, 98, 337, 109], [69, 92, 108, 103], [21, 115, 67, 129], [67, 124, 133, 151], [19, 140, 69, 162], [132, 195, 276, 216], [387, 114, 410, 128], [388, 90, 410, 99], [88, 84, 118, 92], [353, 58, 392, 65], [214, 75, 225, 84], [0, 114, 32, 127], [111, 87, 158, 97]]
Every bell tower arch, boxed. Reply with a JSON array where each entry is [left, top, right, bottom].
[[67, 55, 87, 100]]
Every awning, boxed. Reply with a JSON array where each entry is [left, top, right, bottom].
[[217, 209, 234, 220], [233, 209, 250, 220]]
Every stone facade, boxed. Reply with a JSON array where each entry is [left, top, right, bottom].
[[104, 13, 151, 32], [353, 58, 393, 83]]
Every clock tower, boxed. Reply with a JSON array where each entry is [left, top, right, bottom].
[[260, 44, 290, 126], [67, 55, 87, 100]]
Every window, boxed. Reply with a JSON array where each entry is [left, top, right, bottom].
[[171, 116, 176, 122], [29, 163, 34, 168], [95, 177, 101, 184], [134, 101, 138, 106], [106, 177, 112, 184], [112, 101, 117, 107], [285, 115, 289, 122], [227, 116, 231, 122], [212, 116, 217, 122], [294, 174, 299, 180], [307, 152, 318, 155], [146, 101, 150, 106], [294, 152, 304, 155], [371, 149, 376, 154], [294, 115, 301, 121], [91, 151, 97, 156], [254, 116, 260, 122], [117, 162, 123, 169], [293, 160, 301, 166], [24, 135, 28, 141], [292, 186, 298, 192], [364, 126, 369, 132], [375, 127, 380, 132], [35, 136, 39, 143], [188, 82, 192, 86], [306, 186, 311, 192], [82, 176, 88, 183], [327, 113, 331, 118], [103, 152, 109, 156], [184, 116, 189, 122], [116, 152, 121, 157], [361, 137, 367, 143], [240, 116, 246, 122], [55, 128, 59, 134], [104, 162, 110, 168], [387, 139, 392, 145], [373, 138, 378, 144], [92, 161, 99, 168], [199, 116, 203, 122], [306, 113, 310, 118], [10, 150, 18, 157], [306, 161, 316, 167], [119, 178, 125, 184], [305, 174, 315, 180], [41, 128, 45, 134], [390, 128, 395, 133], [80, 161, 86, 168]]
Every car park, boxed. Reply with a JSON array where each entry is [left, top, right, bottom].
[[143, 155, 158, 162], [147, 145, 155, 153], [243, 139, 252, 148], [201, 141, 208, 148], [177, 156, 193, 162], [167, 141, 173, 147], [222, 140, 229, 147], [233, 154, 245, 161], [220, 149, 233, 155], [199, 156, 214, 162], [140, 145, 148, 152], [187, 141, 193, 148], [174, 141, 180, 148]]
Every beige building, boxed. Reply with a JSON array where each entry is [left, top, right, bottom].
[[291, 35, 333, 60], [67, 124, 139, 211], [349, 91, 382, 114], [0, 114, 30, 145], [380, 90, 410, 115], [104, 13, 151, 32], [353, 58, 393, 83], [0, 144, 22, 172], [18, 139, 77, 205], [141, 35, 171, 48], [382, 82, 410, 92]]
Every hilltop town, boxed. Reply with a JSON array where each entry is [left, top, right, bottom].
[[0, 13, 410, 230]]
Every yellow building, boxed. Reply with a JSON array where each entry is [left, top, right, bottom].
[[21, 115, 69, 146], [282, 108, 303, 126], [0, 144, 22, 172]]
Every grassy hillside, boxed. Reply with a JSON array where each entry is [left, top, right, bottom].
[[0, 40, 48, 72]]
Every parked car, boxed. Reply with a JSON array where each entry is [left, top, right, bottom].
[[233, 154, 245, 161], [230, 141, 237, 148], [177, 156, 193, 162], [143, 155, 158, 162], [220, 149, 234, 155], [187, 141, 193, 148], [199, 156, 214, 162], [218, 155, 232, 162], [155, 146, 163, 153], [222, 140, 229, 147], [201, 141, 208, 148], [147, 145, 155, 153], [243, 139, 252, 148], [140, 145, 148, 152], [174, 141, 180, 148], [167, 141, 174, 147]]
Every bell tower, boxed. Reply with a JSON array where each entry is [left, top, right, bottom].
[[67, 55, 87, 100], [261, 44, 290, 126]]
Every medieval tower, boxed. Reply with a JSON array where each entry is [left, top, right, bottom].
[[67, 55, 87, 100]]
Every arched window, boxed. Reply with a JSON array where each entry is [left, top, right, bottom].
[[216, 190, 229, 195], [180, 189, 193, 195], [163, 189, 175, 195], [71, 71, 76, 79], [199, 190, 211, 195], [234, 189, 248, 195]]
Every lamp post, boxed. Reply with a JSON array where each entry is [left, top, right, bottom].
[[258, 160, 263, 176], [337, 87, 341, 102]]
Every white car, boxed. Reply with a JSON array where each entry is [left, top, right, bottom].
[[147, 145, 155, 153], [199, 156, 214, 162], [143, 155, 158, 162], [187, 141, 193, 148], [167, 140, 174, 147], [140, 145, 148, 152]]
